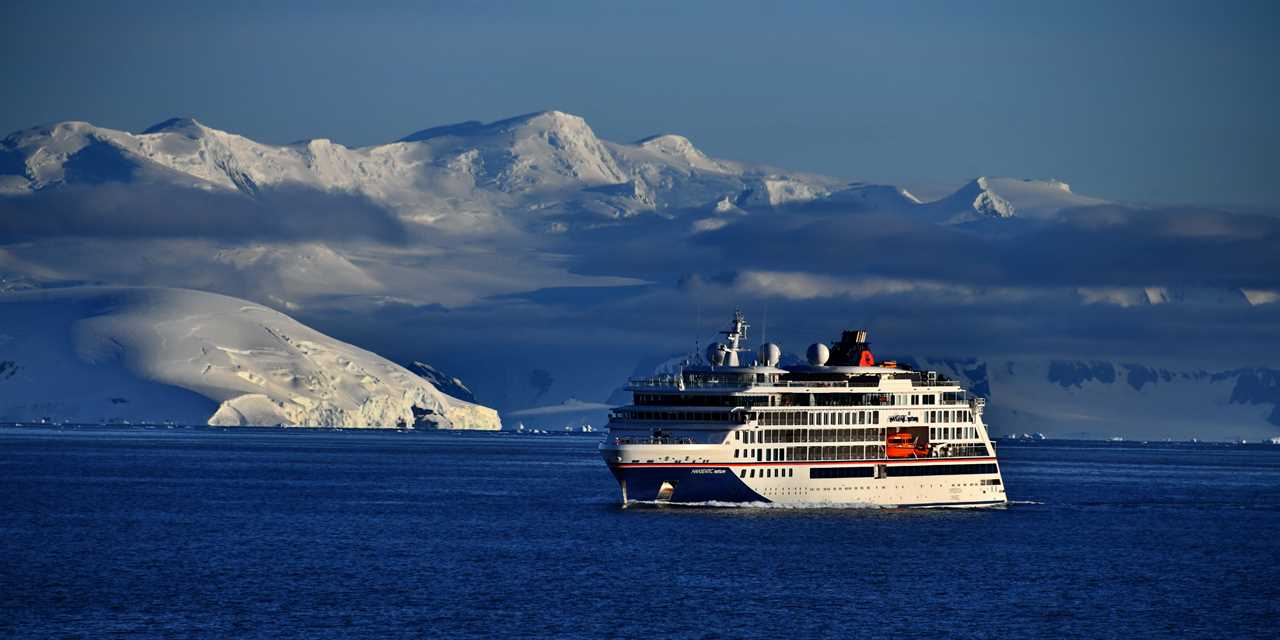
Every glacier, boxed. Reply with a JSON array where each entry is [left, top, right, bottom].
[[0, 287, 500, 429]]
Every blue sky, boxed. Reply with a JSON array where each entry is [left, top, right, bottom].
[[3, 1, 1277, 206]]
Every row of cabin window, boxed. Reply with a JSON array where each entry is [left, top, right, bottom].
[[621, 411, 734, 422], [615, 409, 966, 426], [734, 445, 888, 462], [757, 409, 972, 428], [736, 427, 887, 444], [800, 391, 969, 407], [931, 426, 978, 441], [733, 443, 988, 462], [739, 468, 793, 479], [927, 410, 972, 423], [632, 394, 770, 407], [944, 443, 990, 457], [757, 410, 881, 427], [633, 391, 969, 408]]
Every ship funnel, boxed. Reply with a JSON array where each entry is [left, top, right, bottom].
[[829, 328, 874, 367]]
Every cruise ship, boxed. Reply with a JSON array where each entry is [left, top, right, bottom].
[[599, 312, 1007, 507]]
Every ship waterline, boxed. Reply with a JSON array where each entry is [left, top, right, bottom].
[[599, 311, 1008, 507]]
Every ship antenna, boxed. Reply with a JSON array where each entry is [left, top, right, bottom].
[[762, 303, 768, 343], [695, 298, 702, 361]]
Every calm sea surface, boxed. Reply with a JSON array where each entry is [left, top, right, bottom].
[[1, 427, 1277, 639]]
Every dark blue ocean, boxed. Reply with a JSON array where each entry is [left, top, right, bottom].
[[1, 427, 1277, 639]]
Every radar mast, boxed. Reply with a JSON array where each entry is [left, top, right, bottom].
[[720, 310, 749, 366]]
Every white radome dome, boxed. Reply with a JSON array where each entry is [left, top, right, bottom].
[[806, 342, 830, 366], [758, 343, 781, 367]]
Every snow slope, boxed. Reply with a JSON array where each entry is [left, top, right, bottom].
[[0, 287, 501, 429]]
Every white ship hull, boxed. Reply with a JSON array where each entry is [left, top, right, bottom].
[[601, 443, 1007, 507]]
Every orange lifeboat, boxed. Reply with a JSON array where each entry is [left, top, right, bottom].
[[886, 432, 930, 458]]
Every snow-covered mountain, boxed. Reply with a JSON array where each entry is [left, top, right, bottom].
[[920, 177, 1109, 224], [0, 287, 501, 429], [0, 112, 1107, 229]]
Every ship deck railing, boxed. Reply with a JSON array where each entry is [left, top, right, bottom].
[[611, 436, 698, 446], [626, 377, 960, 390]]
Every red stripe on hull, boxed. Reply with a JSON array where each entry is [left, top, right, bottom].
[[612, 456, 998, 469]]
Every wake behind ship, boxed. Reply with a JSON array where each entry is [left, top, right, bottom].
[[599, 312, 1007, 507]]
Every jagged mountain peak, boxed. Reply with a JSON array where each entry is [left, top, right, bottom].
[[926, 176, 1082, 224], [935, 176, 1105, 222], [960, 176, 1017, 219]]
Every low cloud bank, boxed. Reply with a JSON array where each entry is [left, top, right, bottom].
[[0, 184, 408, 243], [561, 203, 1279, 302]]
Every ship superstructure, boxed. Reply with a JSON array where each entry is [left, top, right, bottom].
[[599, 311, 1007, 507]]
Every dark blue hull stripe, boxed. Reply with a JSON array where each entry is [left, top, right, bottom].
[[608, 465, 1006, 506], [608, 466, 767, 503]]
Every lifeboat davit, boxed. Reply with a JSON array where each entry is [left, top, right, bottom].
[[886, 432, 930, 458]]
